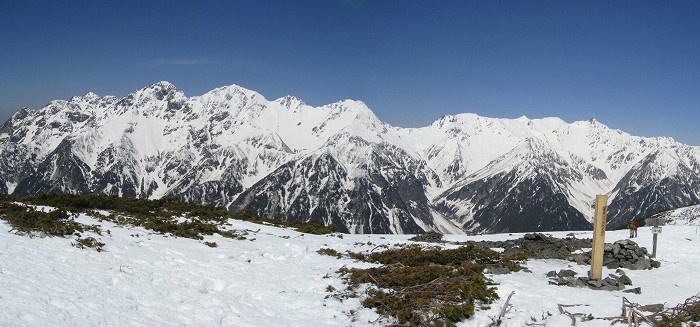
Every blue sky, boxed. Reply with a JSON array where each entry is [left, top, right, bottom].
[[1, 1, 699, 145]]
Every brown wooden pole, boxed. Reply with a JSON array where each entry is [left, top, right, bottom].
[[590, 195, 608, 280], [652, 219, 659, 258]]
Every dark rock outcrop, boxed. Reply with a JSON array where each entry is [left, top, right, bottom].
[[546, 269, 637, 292]]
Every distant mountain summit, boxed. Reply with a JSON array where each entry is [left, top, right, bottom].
[[2, 82, 699, 233]]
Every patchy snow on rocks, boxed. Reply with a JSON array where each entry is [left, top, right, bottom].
[[656, 203, 700, 226]]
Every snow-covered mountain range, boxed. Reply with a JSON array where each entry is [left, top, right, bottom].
[[2, 81, 699, 233]]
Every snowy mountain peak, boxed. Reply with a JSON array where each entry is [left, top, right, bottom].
[[77, 92, 100, 100], [199, 84, 268, 110], [342, 100, 380, 120], [274, 95, 307, 109], [206, 83, 258, 96], [139, 81, 181, 97], [150, 80, 177, 90], [2, 81, 699, 234]]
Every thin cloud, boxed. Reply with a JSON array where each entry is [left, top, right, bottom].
[[151, 59, 224, 66]]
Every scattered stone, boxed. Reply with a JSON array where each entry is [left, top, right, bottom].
[[639, 304, 665, 313], [409, 231, 443, 243], [587, 279, 603, 288], [650, 260, 661, 268], [546, 269, 636, 292], [568, 278, 588, 288], [618, 274, 633, 285], [558, 269, 577, 278], [601, 277, 624, 291], [548, 278, 567, 286], [600, 284, 620, 292], [623, 287, 642, 294]]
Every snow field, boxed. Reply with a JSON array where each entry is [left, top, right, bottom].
[[1, 213, 699, 326], [0, 215, 391, 326]]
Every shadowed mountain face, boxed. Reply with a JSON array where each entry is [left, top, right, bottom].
[[606, 151, 700, 228], [2, 82, 699, 233]]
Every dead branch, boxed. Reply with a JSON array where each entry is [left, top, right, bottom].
[[396, 277, 445, 294], [612, 297, 658, 327], [558, 303, 591, 326], [370, 244, 389, 252], [647, 293, 700, 326], [364, 273, 380, 285], [492, 291, 515, 326], [499, 291, 515, 320]]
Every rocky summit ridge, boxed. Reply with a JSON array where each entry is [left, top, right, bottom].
[[2, 82, 699, 233]]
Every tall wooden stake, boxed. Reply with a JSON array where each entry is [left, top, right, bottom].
[[590, 195, 608, 280], [652, 219, 659, 258]]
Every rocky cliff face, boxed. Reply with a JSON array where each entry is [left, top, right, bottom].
[[607, 150, 700, 228], [2, 82, 699, 233]]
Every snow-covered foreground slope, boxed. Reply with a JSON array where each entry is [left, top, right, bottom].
[[1, 212, 698, 326], [0, 215, 383, 326]]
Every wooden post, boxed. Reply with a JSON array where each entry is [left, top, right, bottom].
[[590, 195, 608, 280], [651, 219, 660, 258]]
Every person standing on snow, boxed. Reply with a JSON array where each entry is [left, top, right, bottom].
[[628, 220, 635, 238], [631, 219, 638, 238]]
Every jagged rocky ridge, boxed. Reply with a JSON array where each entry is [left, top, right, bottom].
[[645, 203, 700, 226], [2, 82, 699, 233]]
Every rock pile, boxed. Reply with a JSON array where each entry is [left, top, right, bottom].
[[409, 231, 444, 243], [456, 233, 592, 260], [569, 239, 661, 270], [547, 268, 640, 293]]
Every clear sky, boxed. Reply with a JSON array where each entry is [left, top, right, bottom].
[[1, 1, 699, 145]]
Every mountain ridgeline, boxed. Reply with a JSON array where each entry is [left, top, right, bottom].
[[2, 82, 699, 234]]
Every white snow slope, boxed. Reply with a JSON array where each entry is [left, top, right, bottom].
[[1, 209, 698, 326]]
